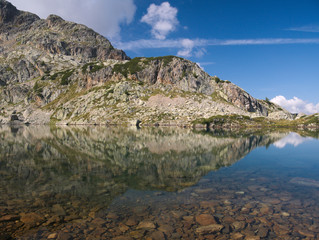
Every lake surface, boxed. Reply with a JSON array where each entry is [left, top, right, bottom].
[[0, 126, 319, 239]]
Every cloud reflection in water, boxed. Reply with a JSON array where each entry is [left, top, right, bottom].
[[273, 132, 312, 148]]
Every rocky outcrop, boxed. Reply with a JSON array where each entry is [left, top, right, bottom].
[[0, 0, 19, 24], [0, 1, 295, 126], [118, 57, 215, 95], [0, 0, 128, 86], [215, 83, 268, 116], [0, 0, 39, 28]]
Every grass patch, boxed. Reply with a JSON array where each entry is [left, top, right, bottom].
[[6, 66, 14, 73], [212, 77, 220, 83], [82, 62, 104, 74], [42, 83, 81, 110], [33, 80, 49, 97], [193, 115, 251, 125], [113, 56, 183, 78], [142, 55, 182, 67], [193, 113, 319, 129], [113, 58, 143, 78], [61, 70, 74, 85]]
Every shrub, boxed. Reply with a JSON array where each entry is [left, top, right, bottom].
[[82, 62, 104, 74], [61, 70, 74, 85], [265, 97, 271, 104], [33, 81, 43, 97], [113, 58, 143, 78], [214, 77, 220, 83]]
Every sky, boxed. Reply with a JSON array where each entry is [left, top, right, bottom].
[[9, 0, 319, 114]]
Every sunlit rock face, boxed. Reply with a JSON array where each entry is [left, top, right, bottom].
[[0, 1, 295, 126]]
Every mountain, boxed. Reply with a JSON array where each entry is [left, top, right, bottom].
[[0, 0, 300, 126]]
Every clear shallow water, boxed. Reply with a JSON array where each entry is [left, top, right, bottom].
[[0, 126, 319, 239]]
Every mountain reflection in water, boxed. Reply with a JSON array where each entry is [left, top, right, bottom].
[[0, 126, 317, 239]]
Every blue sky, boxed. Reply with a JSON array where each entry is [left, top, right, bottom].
[[10, 0, 319, 113]]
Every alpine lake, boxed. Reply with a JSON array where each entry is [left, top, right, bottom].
[[1, 125, 319, 240]]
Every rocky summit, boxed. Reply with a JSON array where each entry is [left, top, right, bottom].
[[0, 0, 302, 126]]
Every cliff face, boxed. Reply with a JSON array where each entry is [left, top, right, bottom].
[[0, 0, 293, 125], [0, 1, 128, 84]]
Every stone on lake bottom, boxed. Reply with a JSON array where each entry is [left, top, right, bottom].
[[20, 212, 45, 227], [231, 221, 246, 230], [298, 229, 315, 238], [149, 230, 165, 240], [130, 230, 145, 239], [0, 215, 20, 222], [158, 224, 174, 235], [281, 212, 290, 217], [257, 227, 269, 238], [245, 236, 261, 240], [48, 233, 58, 239], [232, 233, 244, 240], [126, 217, 138, 226], [57, 232, 73, 240], [195, 224, 224, 234], [52, 204, 66, 216], [136, 221, 156, 230], [195, 214, 217, 226], [118, 223, 130, 232]]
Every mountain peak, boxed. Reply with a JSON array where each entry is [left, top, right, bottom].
[[0, 0, 19, 24], [0, 0, 40, 32], [46, 14, 64, 27]]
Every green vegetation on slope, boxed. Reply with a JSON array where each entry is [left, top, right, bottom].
[[112, 56, 183, 78], [193, 114, 319, 129]]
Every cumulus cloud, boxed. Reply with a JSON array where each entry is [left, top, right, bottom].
[[271, 96, 319, 115], [9, 0, 136, 40], [274, 133, 312, 149], [177, 38, 194, 57], [141, 2, 178, 40]]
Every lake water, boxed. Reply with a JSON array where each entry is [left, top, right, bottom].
[[0, 126, 319, 239]]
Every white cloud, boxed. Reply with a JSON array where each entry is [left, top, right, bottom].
[[116, 37, 319, 51], [287, 25, 319, 33], [115, 37, 319, 58], [177, 38, 194, 57], [196, 63, 204, 70], [271, 96, 319, 114], [9, 0, 136, 40], [141, 2, 178, 40], [274, 132, 312, 149], [217, 38, 319, 45], [198, 62, 216, 66], [194, 48, 207, 58]]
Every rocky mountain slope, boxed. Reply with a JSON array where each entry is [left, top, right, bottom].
[[0, 0, 298, 126]]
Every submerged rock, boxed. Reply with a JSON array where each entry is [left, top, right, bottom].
[[195, 224, 224, 234]]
